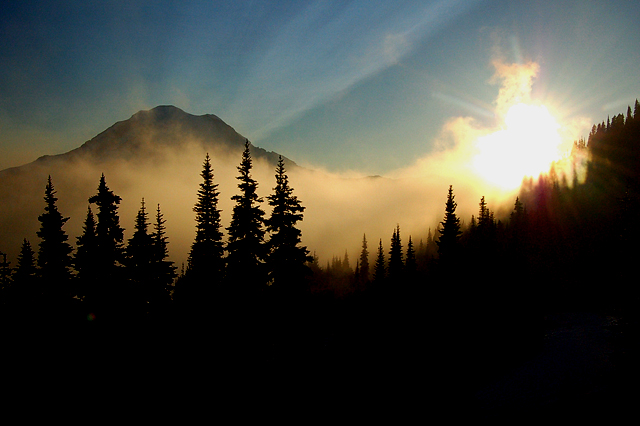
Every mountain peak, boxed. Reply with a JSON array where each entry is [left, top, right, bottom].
[[19, 105, 290, 169], [130, 105, 187, 120], [0, 105, 293, 173], [66, 105, 246, 160], [0, 105, 296, 267], [129, 105, 227, 123]]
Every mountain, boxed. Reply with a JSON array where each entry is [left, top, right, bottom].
[[1, 105, 289, 172], [0, 105, 416, 270], [0, 106, 293, 264]]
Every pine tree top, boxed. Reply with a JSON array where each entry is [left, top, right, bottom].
[[37, 177, 71, 250], [373, 238, 386, 282], [437, 185, 462, 260], [266, 156, 305, 233], [153, 203, 170, 260], [226, 140, 266, 284], [79, 205, 97, 238], [188, 154, 224, 278], [360, 234, 369, 265], [439, 185, 461, 234], [36, 176, 73, 283], [88, 173, 125, 269], [231, 140, 263, 207], [90, 174, 122, 206], [227, 140, 265, 243], [15, 238, 36, 278]]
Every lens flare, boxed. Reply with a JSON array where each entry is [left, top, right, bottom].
[[472, 103, 564, 190]]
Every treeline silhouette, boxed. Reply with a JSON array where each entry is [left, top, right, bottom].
[[1, 103, 639, 403]]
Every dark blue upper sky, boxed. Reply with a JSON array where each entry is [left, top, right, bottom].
[[1, 0, 639, 173]]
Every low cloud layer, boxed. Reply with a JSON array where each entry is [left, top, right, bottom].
[[0, 59, 589, 268]]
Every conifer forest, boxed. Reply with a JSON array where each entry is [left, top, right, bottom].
[[2, 103, 640, 417]]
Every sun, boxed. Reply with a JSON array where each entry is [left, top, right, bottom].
[[472, 103, 565, 190]]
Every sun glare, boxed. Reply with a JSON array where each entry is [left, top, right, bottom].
[[472, 103, 564, 190]]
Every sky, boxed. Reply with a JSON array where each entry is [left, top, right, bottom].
[[1, 0, 639, 174]]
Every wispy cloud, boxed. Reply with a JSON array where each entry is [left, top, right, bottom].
[[226, 0, 482, 142], [491, 59, 540, 118]]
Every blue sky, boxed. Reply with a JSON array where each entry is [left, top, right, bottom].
[[1, 0, 639, 173]]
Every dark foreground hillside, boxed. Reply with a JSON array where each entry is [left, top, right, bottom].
[[2, 103, 640, 418], [2, 288, 637, 420]]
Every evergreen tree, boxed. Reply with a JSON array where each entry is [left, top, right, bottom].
[[474, 195, 497, 257], [265, 156, 311, 290], [14, 239, 36, 282], [477, 196, 495, 229], [388, 225, 404, 282], [90, 174, 125, 269], [12, 239, 37, 300], [373, 239, 386, 284], [508, 196, 529, 264], [88, 174, 125, 308], [330, 255, 343, 275], [36, 176, 73, 299], [342, 250, 352, 274], [126, 198, 154, 307], [425, 227, 438, 259], [359, 234, 370, 285], [226, 140, 266, 290], [74, 206, 98, 300], [187, 153, 224, 284], [150, 203, 176, 303], [437, 185, 461, 264], [308, 251, 321, 276], [511, 197, 524, 221], [474, 196, 493, 235], [405, 235, 417, 279], [469, 215, 477, 233]]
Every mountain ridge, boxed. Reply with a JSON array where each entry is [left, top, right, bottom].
[[0, 105, 296, 263], [2, 105, 292, 174]]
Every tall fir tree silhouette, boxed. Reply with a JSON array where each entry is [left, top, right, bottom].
[[126, 198, 154, 309], [510, 196, 524, 222], [405, 235, 417, 279], [343, 250, 352, 273], [473, 195, 497, 261], [359, 234, 370, 286], [226, 140, 266, 291], [88, 174, 125, 309], [150, 203, 176, 305], [388, 225, 404, 282], [36, 176, 73, 300], [373, 239, 386, 284], [507, 196, 529, 268], [477, 196, 496, 234], [265, 156, 310, 291], [75, 205, 98, 300], [12, 239, 37, 301], [437, 185, 461, 264], [187, 153, 224, 285]]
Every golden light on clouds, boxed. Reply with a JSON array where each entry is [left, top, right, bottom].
[[491, 60, 540, 117], [425, 58, 581, 194], [472, 102, 565, 190]]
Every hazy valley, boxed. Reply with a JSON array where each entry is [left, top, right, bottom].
[[0, 105, 461, 267]]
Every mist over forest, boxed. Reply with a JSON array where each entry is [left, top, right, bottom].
[[1, 97, 640, 416], [0, 103, 513, 269], [4, 0, 640, 418]]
